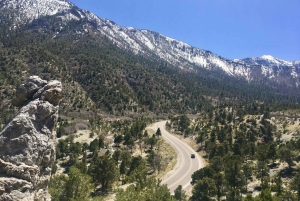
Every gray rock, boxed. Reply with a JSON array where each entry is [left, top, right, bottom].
[[13, 76, 48, 107], [0, 76, 62, 201]]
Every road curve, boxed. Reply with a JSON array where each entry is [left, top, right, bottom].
[[152, 121, 206, 194]]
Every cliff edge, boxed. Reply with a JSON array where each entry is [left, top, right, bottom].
[[0, 76, 62, 201]]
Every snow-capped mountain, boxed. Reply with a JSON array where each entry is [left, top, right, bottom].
[[1, 0, 299, 87], [236, 55, 299, 81], [239, 55, 294, 66], [0, 0, 87, 22]]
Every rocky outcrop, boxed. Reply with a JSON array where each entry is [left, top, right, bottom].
[[0, 76, 62, 201]]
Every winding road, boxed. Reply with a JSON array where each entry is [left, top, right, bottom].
[[152, 121, 206, 194]]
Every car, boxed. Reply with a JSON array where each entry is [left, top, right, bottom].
[[191, 154, 195, 158]]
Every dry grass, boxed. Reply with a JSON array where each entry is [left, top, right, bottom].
[[145, 127, 177, 179], [58, 129, 98, 144], [157, 139, 177, 179]]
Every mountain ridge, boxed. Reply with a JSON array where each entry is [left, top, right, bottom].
[[1, 0, 299, 87]]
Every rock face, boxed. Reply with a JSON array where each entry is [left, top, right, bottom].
[[0, 76, 62, 201]]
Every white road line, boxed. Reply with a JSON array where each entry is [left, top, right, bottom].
[[153, 121, 206, 193]]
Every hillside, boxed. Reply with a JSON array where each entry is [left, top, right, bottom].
[[167, 107, 300, 200], [0, 9, 299, 125]]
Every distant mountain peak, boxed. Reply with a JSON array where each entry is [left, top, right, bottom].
[[256, 55, 293, 66], [260, 55, 276, 60]]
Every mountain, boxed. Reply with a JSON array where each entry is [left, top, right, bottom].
[[236, 55, 300, 86], [0, 0, 299, 120], [1, 0, 299, 88]]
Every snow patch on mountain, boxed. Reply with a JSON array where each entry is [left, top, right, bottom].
[[1, 0, 74, 20], [291, 67, 298, 78], [260, 55, 293, 66], [260, 55, 274, 60], [293, 61, 300, 65]]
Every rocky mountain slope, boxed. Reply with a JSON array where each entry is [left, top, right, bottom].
[[0, 76, 61, 200], [1, 0, 299, 87]]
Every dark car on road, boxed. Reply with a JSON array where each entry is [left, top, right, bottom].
[[191, 154, 195, 158]]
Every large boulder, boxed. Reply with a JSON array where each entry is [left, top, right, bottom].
[[0, 76, 62, 201]]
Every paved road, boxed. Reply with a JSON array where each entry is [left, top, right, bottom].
[[152, 121, 206, 194]]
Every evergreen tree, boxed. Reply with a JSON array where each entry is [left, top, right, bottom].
[[65, 167, 94, 200], [49, 167, 94, 201], [174, 185, 187, 201], [190, 177, 217, 201], [88, 155, 119, 191], [290, 171, 300, 201], [156, 127, 162, 136]]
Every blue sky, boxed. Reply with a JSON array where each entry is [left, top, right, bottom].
[[70, 0, 300, 61]]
